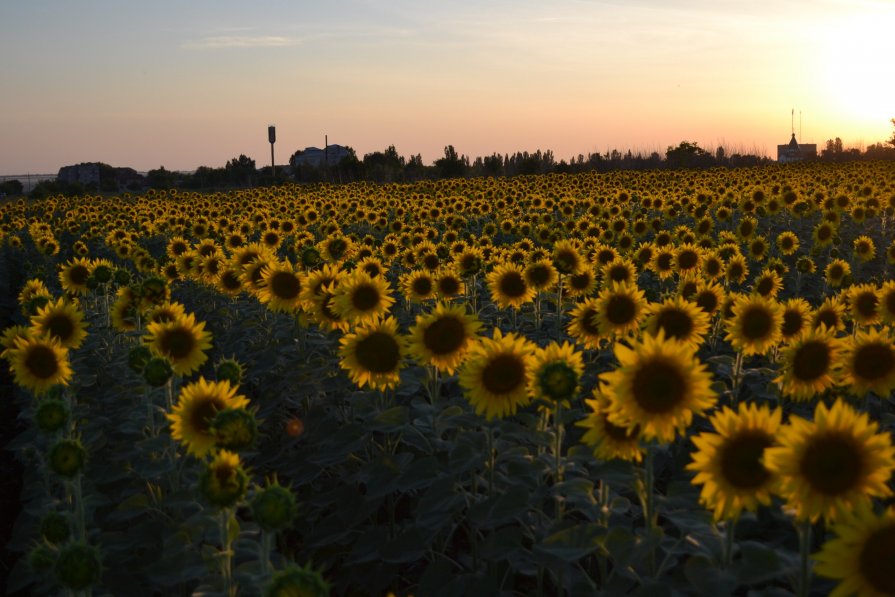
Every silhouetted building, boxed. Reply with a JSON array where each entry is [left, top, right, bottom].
[[290, 145, 350, 167], [777, 134, 817, 163]]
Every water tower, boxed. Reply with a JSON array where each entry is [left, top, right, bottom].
[[268, 125, 276, 176]]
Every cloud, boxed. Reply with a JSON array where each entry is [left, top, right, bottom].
[[182, 35, 303, 49]]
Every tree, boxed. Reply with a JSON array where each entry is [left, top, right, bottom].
[[434, 145, 468, 179], [225, 155, 256, 186], [147, 167, 177, 190], [665, 141, 710, 168], [888, 118, 895, 148], [0, 179, 24, 196]]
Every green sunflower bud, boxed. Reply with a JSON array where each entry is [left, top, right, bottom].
[[28, 543, 56, 573], [251, 483, 297, 532], [211, 408, 257, 451], [48, 439, 87, 478], [113, 269, 131, 286], [300, 246, 322, 268], [92, 264, 113, 284], [265, 563, 330, 597], [35, 398, 70, 434], [215, 358, 244, 386], [128, 345, 153, 374], [40, 512, 70, 545], [536, 361, 579, 403], [54, 542, 102, 591], [23, 295, 51, 316], [200, 451, 248, 508], [143, 357, 173, 387], [85, 276, 100, 291]]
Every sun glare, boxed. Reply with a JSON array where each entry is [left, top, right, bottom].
[[818, 14, 895, 130]]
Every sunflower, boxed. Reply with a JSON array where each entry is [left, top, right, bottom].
[[300, 263, 344, 309], [5, 335, 72, 395], [435, 267, 465, 300], [332, 271, 395, 326], [307, 284, 351, 333], [408, 303, 481, 374], [30, 298, 89, 350], [724, 254, 749, 286], [527, 341, 584, 404], [846, 283, 880, 327], [840, 327, 895, 397], [825, 258, 851, 288], [687, 403, 782, 521], [764, 399, 895, 522], [0, 325, 31, 352], [701, 251, 724, 280], [145, 312, 213, 376], [814, 503, 895, 597], [651, 247, 677, 280], [552, 239, 585, 275], [487, 262, 535, 310], [781, 298, 812, 341], [852, 235, 876, 263], [692, 280, 725, 316], [145, 301, 187, 326], [339, 316, 407, 390], [215, 266, 245, 297], [254, 261, 304, 313], [401, 269, 437, 303], [458, 328, 536, 420], [643, 297, 711, 349], [524, 259, 558, 293], [578, 393, 644, 463], [166, 377, 249, 458], [776, 231, 800, 256], [599, 331, 717, 444], [811, 297, 847, 333], [775, 326, 843, 401], [751, 269, 783, 299], [18, 279, 51, 305], [879, 281, 895, 325], [593, 281, 647, 340], [565, 267, 597, 298], [110, 287, 138, 332], [813, 222, 836, 248], [58, 258, 93, 296], [601, 258, 637, 287], [566, 298, 603, 350], [724, 294, 783, 356]]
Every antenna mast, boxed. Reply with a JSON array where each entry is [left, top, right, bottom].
[[791, 108, 794, 136]]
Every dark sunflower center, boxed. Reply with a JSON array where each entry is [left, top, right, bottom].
[[25, 345, 59, 379], [799, 432, 863, 496], [204, 258, 221, 275], [481, 353, 526, 395], [422, 316, 466, 355], [527, 264, 552, 287], [160, 328, 196, 359], [704, 259, 721, 277], [719, 431, 773, 489], [885, 292, 895, 317], [602, 416, 639, 442], [189, 398, 225, 434], [631, 358, 687, 413], [606, 294, 637, 326], [859, 524, 895, 595], [677, 250, 698, 270], [727, 263, 744, 279], [755, 277, 775, 296], [270, 271, 301, 300], [327, 238, 347, 259], [351, 285, 380, 311], [321, 295, 341, 321], [855, 293, 878, 318], [498, 272, 527, 298], [792, 340, 830, 381], [828, 264, 844, 279], [412, 277, 433, 296], [817, 226, 832, 240], [264, 232, 279, 246], [554, 250, 579, 274], [569, 272, 592, 291], [853, 343, 895, 382], [580, 308, 601, 335], [597, 249, 615, 265], [47, 314, 75, 342], [655, 308, 693, 341], [782, 310, 804, 337], [438, 277, 460, 295], [69, 265, 90, 285], [221, 271, 242, 290], [538, 362, 577, 401], [608, 265, 629, 283], [781, 237, 794, 250], [740, 306, 774, 340], [815, 309, 839, 330], [355, 332, 400, 373], [423, 254, 440, 270], [656, 253, 673, 271], [695, 291, 718, 314]]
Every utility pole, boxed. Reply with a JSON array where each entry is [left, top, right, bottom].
[[268, 125, 276, 178]]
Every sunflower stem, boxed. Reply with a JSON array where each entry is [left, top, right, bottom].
[[722, 517, 737, 568], [797, 518, 812, 597], [71, 475, 87, 542], [555, 275, 564, 339], [259, 529, 273, 583], [220, 508, 235, 597], [731, 350, 744, 405], [486, 425, 495, 498], [642, 445, 658, 577], [554, 402, 564, 523]]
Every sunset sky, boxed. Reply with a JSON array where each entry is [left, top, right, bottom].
[[2, 0, 893, 174]]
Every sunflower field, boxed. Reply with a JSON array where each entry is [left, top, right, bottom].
[[2, 161, 895, 596]]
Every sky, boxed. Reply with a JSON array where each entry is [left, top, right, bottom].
[[1, 0, 894, 174]]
